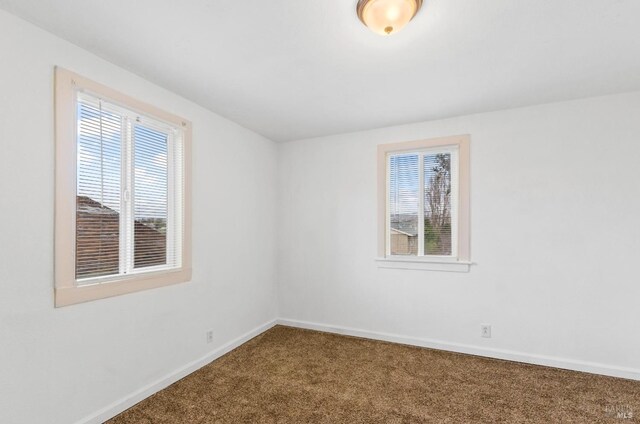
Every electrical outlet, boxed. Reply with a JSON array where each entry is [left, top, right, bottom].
[[206, 330, 214, 344], [481, 324, 492, 338]]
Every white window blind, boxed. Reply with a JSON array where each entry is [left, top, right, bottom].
[[389, 154, 419, 255], [424, 151, 458, 256], [387, 147, 459, 258], [75, 92, 184, 283]]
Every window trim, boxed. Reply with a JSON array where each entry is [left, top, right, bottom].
[[376, 135, 471, 271], [54, 67, 192, 307]]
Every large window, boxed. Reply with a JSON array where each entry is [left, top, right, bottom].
[[55, 68, 191, 306], [377, 135, 470, 271]]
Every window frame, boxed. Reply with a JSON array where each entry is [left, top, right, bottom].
[[376, 135, 471, 271], [54, 67, 192, 307]]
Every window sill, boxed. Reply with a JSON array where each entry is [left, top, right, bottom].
[[375, 257, 473, 272], [55, 268, 192, 307]]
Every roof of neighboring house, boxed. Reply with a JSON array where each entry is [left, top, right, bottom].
[[390, 227, 417, 237], [75, 195, 167, 277], [77, 195, 119, 215]]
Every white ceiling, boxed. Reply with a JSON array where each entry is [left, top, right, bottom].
[[2, 0, 640, 142]]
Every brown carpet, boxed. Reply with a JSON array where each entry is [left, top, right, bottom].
[[109, 326, 639, 423]]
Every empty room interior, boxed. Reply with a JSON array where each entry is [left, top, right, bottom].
[[1, 1, 640, 423]]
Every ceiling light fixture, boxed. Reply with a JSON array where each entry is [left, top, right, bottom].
[[357, 0, 423, 36]]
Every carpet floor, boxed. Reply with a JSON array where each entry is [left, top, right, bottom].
[[109, 326, 639, 423]]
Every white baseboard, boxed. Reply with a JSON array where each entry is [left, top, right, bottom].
[[77, 319, 277, 424], [277, 318, 640, 381], [75, 316, 639, 424]]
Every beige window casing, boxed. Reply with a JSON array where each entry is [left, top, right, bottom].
[[54, 67, 192, 307], [376, 135, 471, 272]]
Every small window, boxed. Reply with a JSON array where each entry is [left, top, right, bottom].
[[55, 68, 191, 306], [377, 135, 470, 271]]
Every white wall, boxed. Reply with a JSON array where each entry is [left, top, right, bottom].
[[278, 91, 640, 378], [0, 10, 278, 424]]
